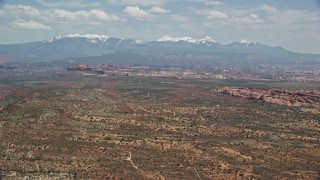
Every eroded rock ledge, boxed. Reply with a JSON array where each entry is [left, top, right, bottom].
[[217, 87, 320, 107]]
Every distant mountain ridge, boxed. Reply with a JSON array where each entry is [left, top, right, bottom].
[[0, 34, 319, 66], [46, 33, 143, 45], [157, 35, 218, 46]]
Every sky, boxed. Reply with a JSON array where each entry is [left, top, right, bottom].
[[0, 0, 319, 54]]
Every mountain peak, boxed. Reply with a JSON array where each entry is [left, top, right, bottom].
[[47, 34, 111, 43], [47, 34, 63, 42], [66, 33, 110, 40], [135, 39, 144, 44], [157, 35, 217, 45], [236, 40, 260, 46]]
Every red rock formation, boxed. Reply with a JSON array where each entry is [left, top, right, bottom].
[[217, 87, 320, 107]]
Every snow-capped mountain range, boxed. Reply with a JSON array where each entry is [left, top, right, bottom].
[[45, 33, 256, 47], [157, 35, 218, 46], [46, 33, 143, 46], [0, 34, 318, 65], [48, 34, 111, 43]]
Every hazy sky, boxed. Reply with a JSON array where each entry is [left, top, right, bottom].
[[0, 0, 319, 53]]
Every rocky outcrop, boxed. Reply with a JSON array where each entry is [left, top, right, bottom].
[[217, 87, 320, 107]]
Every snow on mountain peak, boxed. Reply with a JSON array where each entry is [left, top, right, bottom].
[[47, 34, 111, 43], [46, 34, 146, 45], [47, 34, 63, 42], [135, 39, 144, 44], [238, 40, 258, 46], [157, 35, 217, 45], [66, 34, 110, 43], [198, 36, 217, 44]]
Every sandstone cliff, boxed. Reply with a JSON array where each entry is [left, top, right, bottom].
[[217, 87, 320, 108]]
